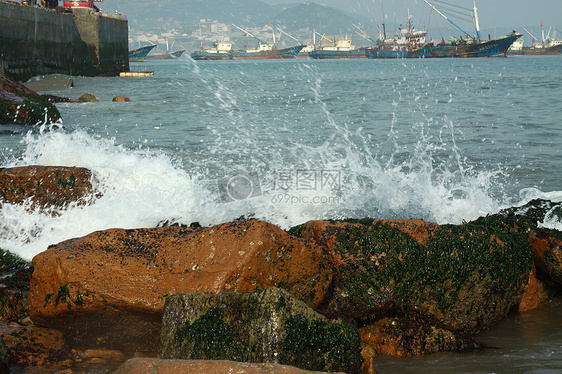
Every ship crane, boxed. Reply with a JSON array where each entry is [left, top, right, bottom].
[[523, 27, 539, 42], [277, 28, 303, 45], [232, 24, 266, 44], [232, 24, 279, 48]]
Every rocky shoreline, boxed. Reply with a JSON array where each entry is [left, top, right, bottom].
[[1, 71, 129, 128], [0, 72, 62, 126], [0, 165, 561, 374]]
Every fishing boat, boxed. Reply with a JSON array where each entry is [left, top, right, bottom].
[[191, 42, 234, 60], [230, 44, 306, 59], [192, 26, 305, 60], [129, 45, 157, 62], [366, 1, 522, 59], [308, 39, 367, 59], [146, 50, 186, 60], [308, 30, 367, 59], [365, 10, 429, 59], [229, 25, 306, 59], [507, 26, 562, 55], [145, 37, 187, 60]]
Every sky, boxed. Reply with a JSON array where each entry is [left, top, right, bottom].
[[264, 0, 562, 31]]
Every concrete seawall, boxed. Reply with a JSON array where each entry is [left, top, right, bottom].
[[0, 1, 128, 81]]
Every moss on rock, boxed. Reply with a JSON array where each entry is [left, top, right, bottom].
[[161, 287, 362, 373], [309, 220, 532, 334]]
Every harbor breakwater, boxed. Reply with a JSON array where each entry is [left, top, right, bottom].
[[0, 1, 128, 82]]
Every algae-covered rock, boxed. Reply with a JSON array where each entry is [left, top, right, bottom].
[[471, 199, 562, 234], [0, 73, 61, 125], [359, 317, 481, 358], [0, 248, 31, 323], [0, 166, 95, 212], [160, 288, 361, 374], [470, 199, 562, 287], [78, 93, 99, 102], [293, 219, 532, 334]]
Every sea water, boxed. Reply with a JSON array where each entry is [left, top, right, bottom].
[[1, 55, 561, 372]]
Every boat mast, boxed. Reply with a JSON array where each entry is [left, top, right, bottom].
[[313, 28, 316, 48], [424, 0, 476, 41], [472, 1, 481, 41]]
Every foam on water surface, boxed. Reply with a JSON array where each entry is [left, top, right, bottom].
[[0, 119, 524, 260]]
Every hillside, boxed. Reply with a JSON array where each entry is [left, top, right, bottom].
[[271, 2, 373, 34], [103, 0, 373, 35]]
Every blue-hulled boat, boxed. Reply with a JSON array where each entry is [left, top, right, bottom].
[[366, 1, 522, 59], [129, 45, 157, 62]]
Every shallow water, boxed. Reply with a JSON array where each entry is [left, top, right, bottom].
[[373, 297, 562, 374]]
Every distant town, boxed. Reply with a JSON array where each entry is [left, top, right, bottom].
[[128, 20, 360, 54]]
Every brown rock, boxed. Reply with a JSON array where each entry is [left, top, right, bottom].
[[0, 321, 72, 372], [528, 230, 562, 285], [518, 263, 539, 312], [0, 73, 35, 98], [0, 268, 31, 322], [0, 166, 95, 212], [112, 96, 131, 102], [114, 358, 344, 374], [83, 348, 127, 361], [359, 318, 480, 359], [29, 220, 333, 352], [78, 93, 99, 102]]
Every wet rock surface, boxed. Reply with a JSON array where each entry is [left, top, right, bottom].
[[528, 230, 562, 286], [0, 73, 61, 125], [0, 321, 72, 372], [0, 165, 95, 212], [160, 287, 361, 374], [29, 220, 332, 352], [359, 317, 480, 358], [291, 218, 532, 334]]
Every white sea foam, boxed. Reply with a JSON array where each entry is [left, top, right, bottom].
[[1, 128, 215, 259], [0, 118, 513, 260]]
